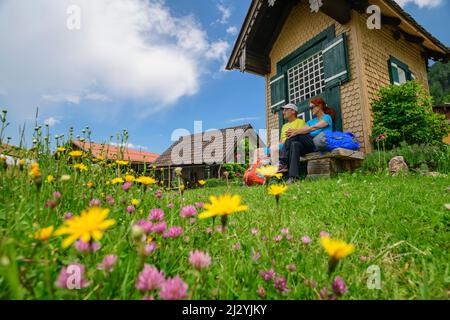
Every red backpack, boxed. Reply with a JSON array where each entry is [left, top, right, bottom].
[[243, 160, 265, 186]]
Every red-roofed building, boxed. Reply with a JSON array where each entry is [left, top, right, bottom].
[[71, 141, 160, 172]]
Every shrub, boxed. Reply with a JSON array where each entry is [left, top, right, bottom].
[[362, 142, 450, 173], [204, 178, 241, 188], [222, 163, 247, 179], [371, 81, 449, 149]]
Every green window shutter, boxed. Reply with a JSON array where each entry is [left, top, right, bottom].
[[388, 56, 412, 85], [269, 73, 287, 114], [322, 33, 350, 89], [389, 62, 400, 85]]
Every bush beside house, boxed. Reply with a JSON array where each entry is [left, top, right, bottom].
[[371, 81, 449, 150]]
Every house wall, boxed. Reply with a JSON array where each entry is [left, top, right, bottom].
[[354, 10, 429, 151], [265, 1, 429, 153]]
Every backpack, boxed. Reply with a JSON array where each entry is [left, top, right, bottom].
[[325, 132, 360, 151], [314, 132, 360, 152], [243, 160, 266, 186]]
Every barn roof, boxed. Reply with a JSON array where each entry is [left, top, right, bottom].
[[72, 141, 160, 164]]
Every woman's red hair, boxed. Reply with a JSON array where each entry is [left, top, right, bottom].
[[310, 97, 336, 122]]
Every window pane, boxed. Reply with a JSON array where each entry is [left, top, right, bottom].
[[398, 67, 407, 84], [287, 52, 325, 104]]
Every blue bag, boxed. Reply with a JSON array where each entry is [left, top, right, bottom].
[[323, 132, 360, 151]]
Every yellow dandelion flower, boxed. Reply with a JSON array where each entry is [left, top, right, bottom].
[[256, 165, 282, 179], [125, 175, 135, 182], [136, 176, 156, 186], [93, 156, 104, 162], [199, 194, 248, 219], [57, 147, 66, 153], [34, 226, 54, 241], [73, 163, 88, 172], [47, 175, 55, 183], [28, 163, 41, 178], [68, 150, 83, 157], [54, 207, 115, 249], [131, 199, 140, 206], [86, 181, 94, 188], [18, 159, 25, 167], [111, 177, 124, 185], [116, 160, 129, 166], [198, 180, 206, 186], [320, 237, 355, 261], [267, 184, 288, 196]]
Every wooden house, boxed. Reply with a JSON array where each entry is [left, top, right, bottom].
[[226, 0, 449, 152]]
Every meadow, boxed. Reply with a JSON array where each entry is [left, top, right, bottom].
[[1, 144, 449, 300]]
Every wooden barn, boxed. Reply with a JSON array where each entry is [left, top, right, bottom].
[[152, 124, 265, 184]]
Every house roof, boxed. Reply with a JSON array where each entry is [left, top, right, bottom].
[[153, 124, 264, 167], [72, 141, 160, 163], [226, 0, 450, 75], [0, 143, 33, 158]]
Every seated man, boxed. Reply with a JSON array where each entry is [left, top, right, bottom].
[[253, 103, 305, 167]]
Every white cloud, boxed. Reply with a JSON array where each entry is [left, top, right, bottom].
[[226, 26, 238, 36], [0, 0, 227, 122], [41, 92, 111, 104], [44, 116, 61, 127], [228, 117, 260, 123], [85, 93, 111, 102], [217, 4, 231, 24], [41, 94, 81, 105], [205, 41, 230, 69], [109, 142, 148, 150], [394, 0, 442, 8]]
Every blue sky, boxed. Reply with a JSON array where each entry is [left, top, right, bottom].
[[0, 0, 448, 154]]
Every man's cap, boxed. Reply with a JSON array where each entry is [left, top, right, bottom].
[[282, 103, 298, 113]]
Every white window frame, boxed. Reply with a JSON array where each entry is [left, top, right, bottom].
[[287, 52, 325, 104]]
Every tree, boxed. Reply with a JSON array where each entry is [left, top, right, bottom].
[[428, 61, 450, 104]]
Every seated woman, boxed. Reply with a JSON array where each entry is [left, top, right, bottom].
[[278, 97, 335, 184]]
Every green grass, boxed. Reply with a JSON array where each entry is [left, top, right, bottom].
[[1, 158, 449, 300]]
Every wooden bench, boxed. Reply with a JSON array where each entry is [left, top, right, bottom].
[[299, 148, 365, 179]]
